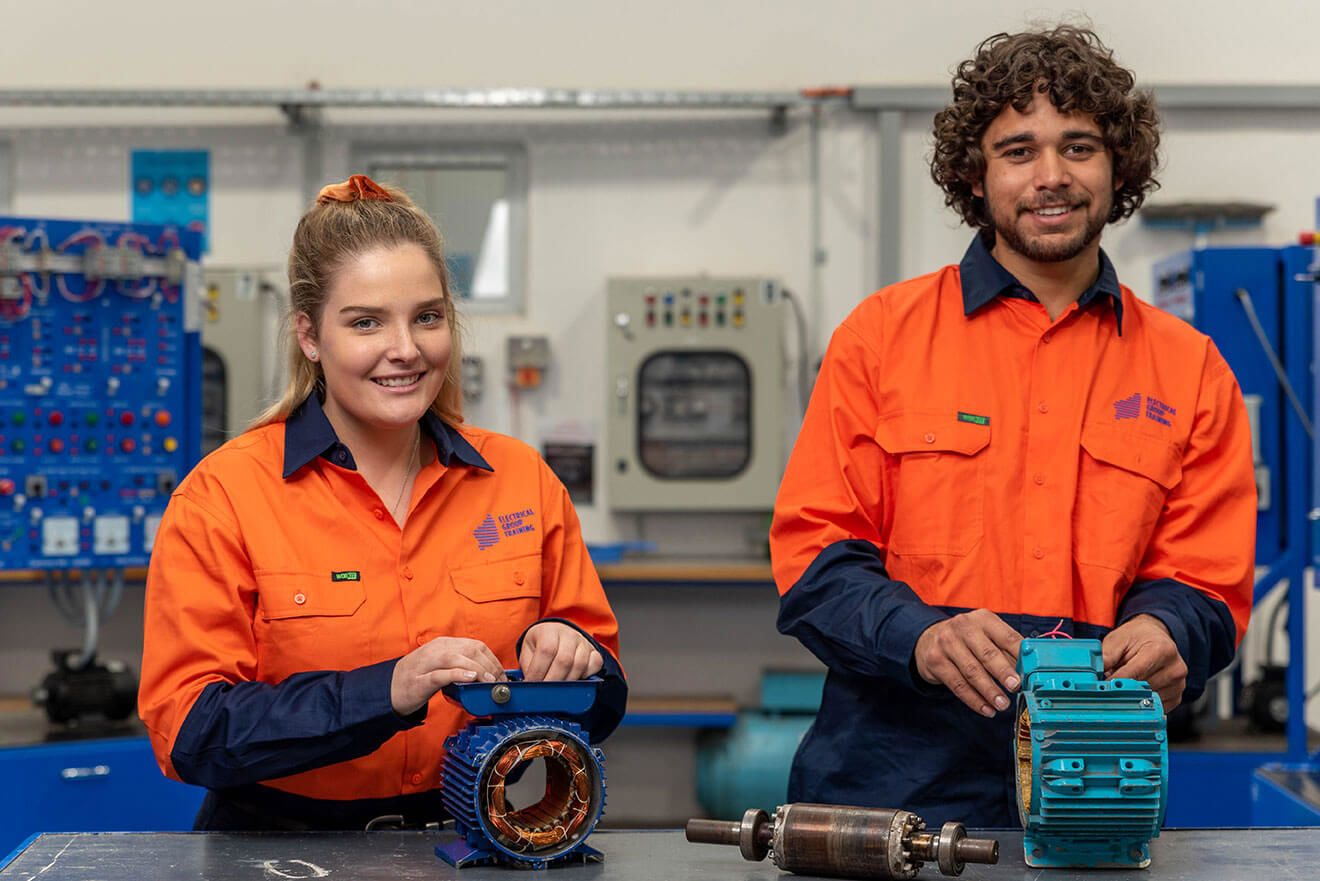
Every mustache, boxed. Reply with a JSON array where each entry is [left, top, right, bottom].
[[1019, 195, 1088, 212]]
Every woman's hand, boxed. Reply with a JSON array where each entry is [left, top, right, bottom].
[[519, 622, 604, 682], [391, 637, 506, 716]]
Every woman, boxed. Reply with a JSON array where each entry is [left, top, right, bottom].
[[138, 174, 625, 830]]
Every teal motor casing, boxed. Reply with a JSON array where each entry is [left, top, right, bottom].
[[1014, 638, 1168, 869]]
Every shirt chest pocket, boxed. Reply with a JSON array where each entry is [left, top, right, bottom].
[[874, 412, 990, 556], [254, 571, 369, 679], [1073, 424, 1182, 576], [450, 554, 543, 658]]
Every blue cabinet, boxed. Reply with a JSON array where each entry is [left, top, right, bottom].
[[0, 736, 204, 859]]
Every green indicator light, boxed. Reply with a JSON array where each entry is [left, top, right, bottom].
[[11, 412, 24, 426], [86, 413, 99, 426]]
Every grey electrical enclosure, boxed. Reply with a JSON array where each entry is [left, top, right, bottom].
[[606, 276, 784, 511], [199, 268, 285, 454]]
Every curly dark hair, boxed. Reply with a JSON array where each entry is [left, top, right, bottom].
[[930, 25, 1160, 229]]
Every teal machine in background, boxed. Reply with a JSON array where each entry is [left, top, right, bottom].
[[695, 670, 823, 820]]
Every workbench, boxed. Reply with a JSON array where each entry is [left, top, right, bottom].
[[3, 828, 1316, 880]]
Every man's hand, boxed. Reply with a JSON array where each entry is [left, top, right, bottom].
[[391, 637, 506, 716], [1101, 614, 1186, 712], [520, 622, 604, 682], [914, 609, 1023, 717]]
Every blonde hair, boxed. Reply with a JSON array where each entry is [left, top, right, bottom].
[[250, 181, 465, 430]]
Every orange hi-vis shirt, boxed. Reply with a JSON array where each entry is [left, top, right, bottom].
[[774, 257, 1254, 642], [139, 396, 623, 816], [769, 237, 1254, 826]]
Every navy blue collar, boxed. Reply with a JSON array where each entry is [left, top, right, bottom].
[[282, 392, 493, 478], [958, 232, 1124, 334]]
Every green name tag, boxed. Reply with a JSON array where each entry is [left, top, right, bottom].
[[331, 571, 360, 582], [957, 412, 989, 426]]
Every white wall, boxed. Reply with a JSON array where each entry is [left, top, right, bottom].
[[3, 0, 1318, 90]]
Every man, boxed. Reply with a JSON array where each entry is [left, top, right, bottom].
[[770, 26, 1254, 828]]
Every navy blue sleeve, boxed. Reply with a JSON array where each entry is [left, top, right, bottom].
[[516, 617, 627, 743], [169, 658, 422, 790], [777, 539, 950, 690], [1117, 577, 1238, 701]]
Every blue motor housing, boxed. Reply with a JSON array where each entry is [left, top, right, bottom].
[[437, 676, 607, 869], [1014, 639, 1168, 869]]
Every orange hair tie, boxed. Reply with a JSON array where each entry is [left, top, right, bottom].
[[315, 174, 394, 205]]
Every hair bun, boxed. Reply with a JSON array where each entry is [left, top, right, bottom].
[[316, 174, 394, 205]]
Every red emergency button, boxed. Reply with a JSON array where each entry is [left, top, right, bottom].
[[411, 773, 424, 786], [154, 410, 171, 427], [120, 411, 134, 425], [49, 439, 65, 453], [120, 438, 137, 453], [294, 592, 306, 605], [48, 411, 64, 426], [0, 479, 13, 495]]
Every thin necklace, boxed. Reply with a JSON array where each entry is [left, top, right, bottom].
[[391, 433, 420, 521]]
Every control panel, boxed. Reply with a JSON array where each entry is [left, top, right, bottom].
[[0, 215, 202, 570], [606, 277, 785, 511]]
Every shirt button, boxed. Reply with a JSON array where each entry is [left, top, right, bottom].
[[402, 567, 414, 580], [513, 571, 525, 585], [1033, 473, 1046, 486], [416, 635, 426, 647], [373, 508, 385, 520], [411, 773, 423, 786], [294, 592, 306, 605], [1037, 402, 1049, 414], [336, 449, 347, 463], [1042, 333, 1052, 344], [923, 433, 935, 444], [1032, 547, 1045, 559]]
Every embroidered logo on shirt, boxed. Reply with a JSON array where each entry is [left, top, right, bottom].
[[957, 412, 989, 426], [498, 508, 537, 538], [1114, 393, 1176, 426], [331, 571, 360, 582], [473, 515, 501, 550]]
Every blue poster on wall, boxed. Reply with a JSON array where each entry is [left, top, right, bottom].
[[131, 150, 210, 252]]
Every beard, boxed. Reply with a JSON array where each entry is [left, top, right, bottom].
[[986, 188, 1111, 264]]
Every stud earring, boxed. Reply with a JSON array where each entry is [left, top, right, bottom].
[[309, 350, 318, 361]]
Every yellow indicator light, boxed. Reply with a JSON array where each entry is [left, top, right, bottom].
[[163, 437, 179, 453]]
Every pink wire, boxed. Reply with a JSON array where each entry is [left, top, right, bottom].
[[1038, 619, 1072, 639]]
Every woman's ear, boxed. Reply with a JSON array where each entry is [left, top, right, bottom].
[[295, 312, 318, 361]]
